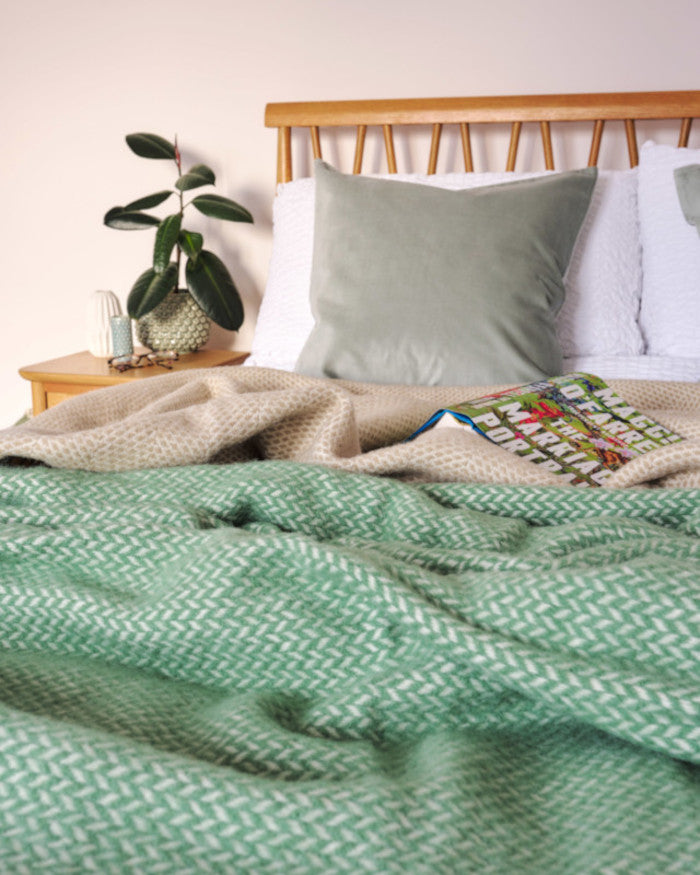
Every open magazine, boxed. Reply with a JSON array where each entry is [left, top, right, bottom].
[[408, 373, 685, 486]]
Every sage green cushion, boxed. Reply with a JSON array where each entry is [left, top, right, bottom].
[[674, 164, 700, 235], [295, 161, 597, 385]]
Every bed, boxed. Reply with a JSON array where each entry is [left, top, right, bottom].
[[0, 91, 698, 873]]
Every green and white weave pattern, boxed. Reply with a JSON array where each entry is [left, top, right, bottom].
[[0, 461, 698, 873]]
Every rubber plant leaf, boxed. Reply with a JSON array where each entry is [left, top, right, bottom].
[[127, 263, 178, 319], [104, 207, 161, 230], [153, 214, 183, 273], [185, 250, 243, 330], [178, 229, 204, 260], [126, 133, 176, 160], [176, 164, 216, 192], [125, 190, 173, 211], [191, 194, 253, 223]]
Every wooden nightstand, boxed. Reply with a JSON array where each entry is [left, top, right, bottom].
[[19, 349, 248, 416]]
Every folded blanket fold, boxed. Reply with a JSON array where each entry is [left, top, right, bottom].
[[1, 366, 699, 487]]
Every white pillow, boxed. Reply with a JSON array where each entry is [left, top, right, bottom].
[[558, 168, 643, 357], [638, 142, 700, 358], [248, 169, 643, 371], [249, 177, 315, 371], [564, 354, 700, 382]]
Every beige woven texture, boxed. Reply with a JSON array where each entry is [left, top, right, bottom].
[[2, 367, 699, 488]]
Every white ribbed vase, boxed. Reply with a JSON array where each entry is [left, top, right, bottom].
[[87, 290, 122, 357]]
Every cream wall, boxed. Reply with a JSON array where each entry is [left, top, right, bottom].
[[1, 0, 698, 426]]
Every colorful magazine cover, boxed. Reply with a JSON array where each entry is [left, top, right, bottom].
[[407, 373, 685, 486]]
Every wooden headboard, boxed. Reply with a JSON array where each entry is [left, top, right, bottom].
[[265, 91, 700, 184]]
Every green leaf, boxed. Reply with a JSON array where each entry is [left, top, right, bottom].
[[104, 207, 161, 230], [185, 250, 243, 330], [125, 190, 173, 211], [153, 214, 182, 273], [127, 263, 178, 318], [125, 133, 176, 160], [191, 194, 253, 223], [175, 164, 216, 192], [178, 229, 204, 260]]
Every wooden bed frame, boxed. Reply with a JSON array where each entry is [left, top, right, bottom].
[[265, 90, 700, 184]]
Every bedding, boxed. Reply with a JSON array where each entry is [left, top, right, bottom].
[[0, 458, 698, 872], [563, 353, 700, 382], [0, 367, 699, 486], [638, 141, 700, 358], [295, 162, 596, 385], [256, 94, 700, 382], [247, 167, 644, 373], [2, 91, 700, 872], [674, 162, 700, 234]]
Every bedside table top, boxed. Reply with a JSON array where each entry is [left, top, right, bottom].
[[20, 349, 248, 387]]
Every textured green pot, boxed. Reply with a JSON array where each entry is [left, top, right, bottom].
[[136, 290, 210, 353]]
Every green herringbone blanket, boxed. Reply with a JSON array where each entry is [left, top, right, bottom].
[[0, 460, 698, 873]]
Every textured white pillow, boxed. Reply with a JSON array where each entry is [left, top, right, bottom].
[[248, 177, 316, 371], [559, 169, 643, 356], [564, 354, 700, 382], [638, 142, 700, 358], [247, 169, 643, 371]]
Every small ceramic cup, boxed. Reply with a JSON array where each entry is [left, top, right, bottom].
[[110, 315, 134, 357]]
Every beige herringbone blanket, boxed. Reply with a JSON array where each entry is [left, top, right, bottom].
[[2, 367, 699, 487]]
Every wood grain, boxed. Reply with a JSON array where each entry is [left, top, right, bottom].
[[267, 90, 700, 183]]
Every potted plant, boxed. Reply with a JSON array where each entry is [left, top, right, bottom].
[[104, 132, 253, 352]]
